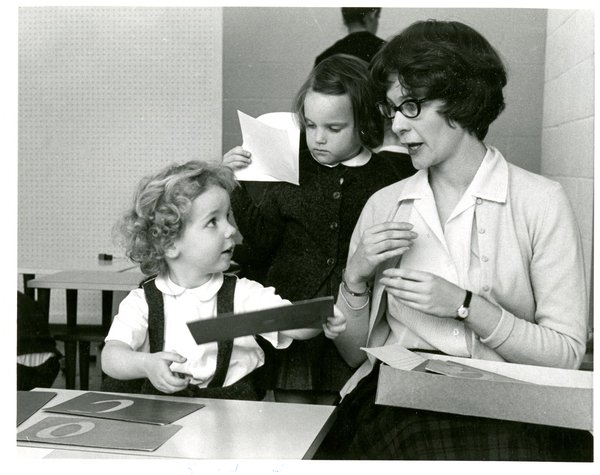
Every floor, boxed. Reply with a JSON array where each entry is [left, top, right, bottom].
[[50, 341, 104, 391]]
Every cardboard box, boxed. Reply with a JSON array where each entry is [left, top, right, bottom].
[[375, 353, 593, 431]]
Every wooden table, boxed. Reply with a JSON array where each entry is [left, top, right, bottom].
[[17, 389, 337, 460], [25, 266, 144, 390]]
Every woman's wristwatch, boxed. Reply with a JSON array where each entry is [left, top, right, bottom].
[[455, 290, 472, 320]]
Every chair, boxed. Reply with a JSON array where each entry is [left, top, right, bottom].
[[50, 324, 107, 390]]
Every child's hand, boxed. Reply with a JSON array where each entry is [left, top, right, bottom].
[[223, 146, 252, 171], [143, 350, 191, 394], [323, 305, 347, 339]]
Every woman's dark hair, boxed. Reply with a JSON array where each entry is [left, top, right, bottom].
[[370, 20, 507, 140], [293, 54, 383, 149]]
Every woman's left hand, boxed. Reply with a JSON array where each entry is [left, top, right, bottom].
[[380, 268, 465, 318]]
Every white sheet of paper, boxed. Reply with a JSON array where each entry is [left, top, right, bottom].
[[235, 110, 300, 185], [361, 344, 427, 371]]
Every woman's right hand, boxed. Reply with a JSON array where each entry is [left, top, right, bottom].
[[143, 350, 191, 394], [345, 221, 417, 289], [223, 146, 252, 171]]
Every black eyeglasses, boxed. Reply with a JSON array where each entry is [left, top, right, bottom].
[[376, 98, 430, 119]]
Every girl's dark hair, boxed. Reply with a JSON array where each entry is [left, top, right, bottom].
[[293, 54, 383, 149], [370, 20, 507, 140]]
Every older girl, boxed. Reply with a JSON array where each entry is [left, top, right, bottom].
[[224, 54, 414, 404]]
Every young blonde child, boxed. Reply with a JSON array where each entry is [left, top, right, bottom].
[[101, 161, 346, 400], [223, 54, 415, 404]]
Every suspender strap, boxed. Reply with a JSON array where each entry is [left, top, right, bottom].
[[207, 274, 237, 388], [142, 277, 165, 354], [141, 274, 238, 388]]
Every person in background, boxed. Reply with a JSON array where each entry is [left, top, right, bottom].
[[101, 161, 345, 400], [374, 121, 415, 178], [314, 7, 413, 170], [315, 19, 592, 460], [17, 291, 61, 391], [223, 54, 414, 405], [315, 7, 385, 67]]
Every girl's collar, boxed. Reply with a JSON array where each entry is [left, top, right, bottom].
[[155, 272, 222, 300], [310, 147, 372, 168]]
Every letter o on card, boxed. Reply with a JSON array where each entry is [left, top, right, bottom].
[[36, 421, 96, 439]]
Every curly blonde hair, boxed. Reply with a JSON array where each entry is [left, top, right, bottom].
[[115, 160, 237, 275]]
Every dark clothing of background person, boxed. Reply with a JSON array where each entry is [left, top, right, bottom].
[[315, 31, 385, 67], [17, 291, 61, 391]]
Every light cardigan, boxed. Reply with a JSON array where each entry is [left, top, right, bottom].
[[337, 146, 588, 399]]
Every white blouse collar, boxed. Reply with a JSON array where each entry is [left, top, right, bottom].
[[154, 272, 223, 301]]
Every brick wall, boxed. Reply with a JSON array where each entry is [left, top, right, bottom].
[[541, 10, 594, 334]]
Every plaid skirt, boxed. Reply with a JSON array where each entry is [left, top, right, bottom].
[[315, 363, 593, 461]]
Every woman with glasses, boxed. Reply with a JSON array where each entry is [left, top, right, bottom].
[[315, 20, 590, 460]]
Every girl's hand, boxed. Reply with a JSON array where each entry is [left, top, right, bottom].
[[380, 268, 465, 318], [223, 146, 252, 171], [323, 305, 347, 339], [143, 350, 191, 394], [345, 222, 417, 289]]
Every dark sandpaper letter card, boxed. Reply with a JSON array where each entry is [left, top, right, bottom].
[[17, 390, 57, 427], [43, 391, 204, 425], [188, 296, 333, 345], [17, 415, 181, 452]]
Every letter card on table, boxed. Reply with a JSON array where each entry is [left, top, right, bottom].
[[43, 392, 204, 425], [17, 416, 181, 451], [17, 391, 57, 427]]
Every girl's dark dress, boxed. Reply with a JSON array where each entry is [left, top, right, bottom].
[[231, 149, 415, 392]]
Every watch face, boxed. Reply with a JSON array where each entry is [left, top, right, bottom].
[[457, 306, 469, 319]]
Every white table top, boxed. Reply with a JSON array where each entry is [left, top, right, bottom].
[[17, 389, 337, 460], [18, 257, 137, 275], [26, 268, 145, 291]]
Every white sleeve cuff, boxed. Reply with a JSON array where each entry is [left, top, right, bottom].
[[479, 307, 515, 348]]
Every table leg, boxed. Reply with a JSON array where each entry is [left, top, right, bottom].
[[23, 273, 36, 299], [36, 288, 50, 322], [101, 290, 113, 331], [79, 342, 91, 390], [99, 290, 114, 382], [63, 341, 77, 389], [65, 289, 78, 389]]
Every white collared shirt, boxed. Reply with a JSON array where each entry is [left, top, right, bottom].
[[386, 147, 504, 355], [105, 273, 293, 387]]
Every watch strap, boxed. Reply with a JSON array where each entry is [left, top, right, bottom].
[[463, 290, 472, 308], [456, 290, 472, 320]]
